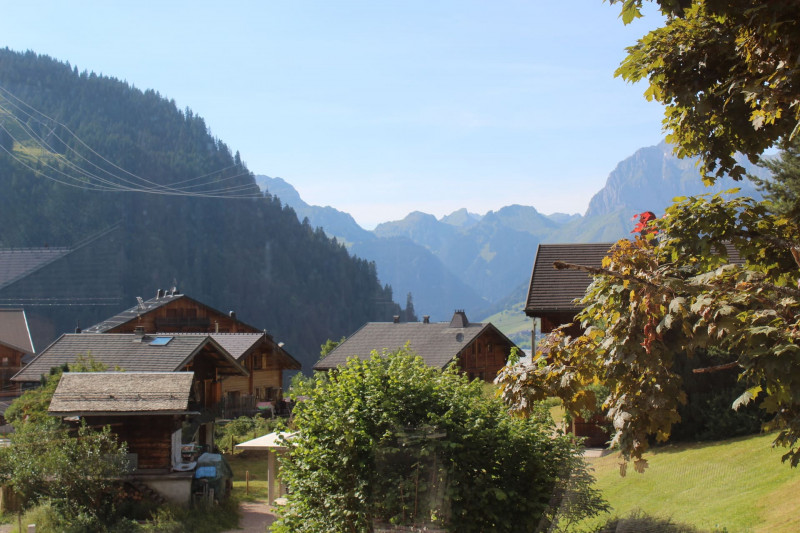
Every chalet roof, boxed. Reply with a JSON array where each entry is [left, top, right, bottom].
[[0, 309, 35, 354], [49, 372, 194, 416], [526, 243, 613, 316], [314, 312, 516, 371], [82, 291, 259, 333], [526, 242, 747, 317], [12, 333, 247, 383], [171, 332, 301, 370], [0, 247, 71, 290]]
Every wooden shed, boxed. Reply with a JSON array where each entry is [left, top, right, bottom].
[[48, 371, 207, 504]]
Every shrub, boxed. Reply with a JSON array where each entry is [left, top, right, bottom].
[[273, 348, 600, 533], [215, 414, 282, 454]]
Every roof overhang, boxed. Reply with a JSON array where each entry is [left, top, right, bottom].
[[178, 337, 249, 376], [50, 410, 200, 417]]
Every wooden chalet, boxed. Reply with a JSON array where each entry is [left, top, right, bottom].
[[83, 289, 259, 335], [13, 331, 247, 446], [314, 311, 518, 382], [525, 243, 614, 351], [49, 372, 205, 504], [83, 291, 301, 416]]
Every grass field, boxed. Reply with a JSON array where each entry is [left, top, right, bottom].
[[225, 451, 270, 503], [480, 300, 531, 351], [222, 430, 800, 532], [584, 432, 800, 532]]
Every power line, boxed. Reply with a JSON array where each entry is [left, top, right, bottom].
[[0, 84, 266, 200]]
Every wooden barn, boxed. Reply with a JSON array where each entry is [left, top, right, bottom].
[[314, 311, 517, 382]]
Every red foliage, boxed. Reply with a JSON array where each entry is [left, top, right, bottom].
[[631, 211, 657, 234]]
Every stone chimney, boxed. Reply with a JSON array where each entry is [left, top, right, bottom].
[[423, 316, 430, 324], [393, 315, 400, 324], [133, 326, 146, 341]]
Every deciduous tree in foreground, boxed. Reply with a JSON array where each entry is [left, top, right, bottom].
[[610, 0, 800, 182], [275, 349, 608, 532], [497, 190, 800, 468]]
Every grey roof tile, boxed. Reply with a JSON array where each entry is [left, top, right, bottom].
[[49, 372, 194, 415], [525, 243, 613, 315], [82, 292, 187, 333], [0, 248, 71, 289], [526, 242, 745, 316], [12, 333, 245, 383], [314, 317, 509, 371]]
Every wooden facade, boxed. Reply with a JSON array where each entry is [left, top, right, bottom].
[[456, 327, 515, 382], [221, 348, 283, 402], [103, 296, 259, 335], [85, 415, 179, 470], [0, 344, 23, 397]]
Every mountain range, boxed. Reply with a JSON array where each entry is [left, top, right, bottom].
[[257, 140, 767, 336]]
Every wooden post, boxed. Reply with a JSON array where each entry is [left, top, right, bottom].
[[267, 450, 277, 505], [246, 470, 250, 495]]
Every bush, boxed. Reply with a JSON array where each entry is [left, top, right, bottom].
[[215, 415, 282, 454], [273, 349, 600, 533]]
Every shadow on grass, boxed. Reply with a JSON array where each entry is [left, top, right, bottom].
[[647, 431, 770, 456], [595, 509, 723, 532]]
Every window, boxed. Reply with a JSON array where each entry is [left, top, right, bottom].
[[1, 357, 8, 367], [252, 353, 263, 370], [149, 336, 173, 346]]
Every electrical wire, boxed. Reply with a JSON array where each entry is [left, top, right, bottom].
[[0, 84, 266, 199]]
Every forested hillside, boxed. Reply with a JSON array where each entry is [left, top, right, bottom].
[[0, 49, 402, 373]]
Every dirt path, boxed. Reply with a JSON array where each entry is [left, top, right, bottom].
[[223, 500, 277, 533]]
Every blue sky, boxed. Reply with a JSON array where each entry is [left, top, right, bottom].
[[0, 1, 665, 229]]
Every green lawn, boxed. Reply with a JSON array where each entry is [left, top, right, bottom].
[[584, 432, 800, 532], [225, 451, 270, 503]]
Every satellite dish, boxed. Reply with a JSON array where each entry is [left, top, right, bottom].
[[456, 333, 464, 342]]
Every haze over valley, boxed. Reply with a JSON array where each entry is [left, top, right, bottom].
[[257, 141, 766, 348]]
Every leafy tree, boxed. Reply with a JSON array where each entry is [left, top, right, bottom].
[[319, 336, 346, 360], [750, 136, 800, 221], [0, 353, 129, 529], [610, 0, 800, 182], [0, 421, 129, 529], [4, 353, 107, 429], [497, 191, 800, 467], [274, 349, 603, 533]]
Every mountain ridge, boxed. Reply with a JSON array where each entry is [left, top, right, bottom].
[[256, 141, 768, 338]]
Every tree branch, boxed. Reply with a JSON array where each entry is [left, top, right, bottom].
[[692, 362, 739, 374], [552, 261, 661, 288]]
